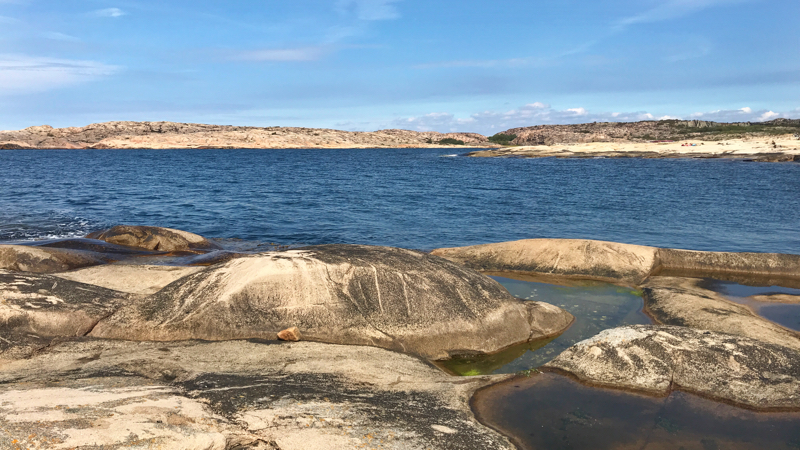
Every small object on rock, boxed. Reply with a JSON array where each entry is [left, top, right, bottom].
[[277, 327, 301, 341]]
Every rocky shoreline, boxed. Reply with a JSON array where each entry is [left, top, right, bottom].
[[2, 120, 800, 161], [2, 228, 800, 448]]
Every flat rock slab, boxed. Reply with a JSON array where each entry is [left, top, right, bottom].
[[54, 264, 203, 295], [0, 339, 515, 450], [432, 239, 658, 285], [432, 239, 800, 285], [642, 277, 800, 351], [90, 245, 573, 359], [545, 325, 800, 410]]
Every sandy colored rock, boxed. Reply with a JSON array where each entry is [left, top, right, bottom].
[[90, 245, 573, 359], [545, 325, 800, 410], [642, 277, 800, 351], [0, 244, 105, 273], [0, 339, 515, 449], [0, 120, 492, 149], [86, 225, 221, 252], [277, 326, 301, 341], [54, 264, 203, 295], [432, 239, 658, 285]]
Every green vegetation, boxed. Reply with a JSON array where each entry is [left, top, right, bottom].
[[488, 133, 517, 145], [438, 138, 466, 145]]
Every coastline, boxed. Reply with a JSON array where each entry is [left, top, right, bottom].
[[467, 136, 800, 161]]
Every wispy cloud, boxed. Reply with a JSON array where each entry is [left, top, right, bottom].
[[414, 57, 537, 70], [394, 103, 798, 134], [0, 14, 18, 23], [336, 0, 401, 21], [615, 0, 745, 29], [43, 32, 81, 42], [0, 54, 119, 94], [91, 7, 126, 18], [230, 47, 327, 62]]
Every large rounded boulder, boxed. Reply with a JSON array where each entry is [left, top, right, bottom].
[[90, 245, 574, 359], [86, 225, 221, 252]]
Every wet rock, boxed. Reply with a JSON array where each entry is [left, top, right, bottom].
[[655, 248, 800, 279], [545, 325, 800, 410], [0, 244, 105, 273], [642, 277, 800, 351], [54, 264, 203, 295], [0, 339, 516, 450], [32, 237, 156, 256], [86, 225, 221, 252], [277, 326, 301, 341], [0, 271, 126, 361], [432, 239, 658, 284], [90, 245, 573, 359]]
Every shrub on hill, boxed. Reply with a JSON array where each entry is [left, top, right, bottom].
[[488, 133, 517, 145], [438, 138, 466, 145]]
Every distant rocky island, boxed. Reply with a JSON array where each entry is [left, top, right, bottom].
[[2, 118, 799, 150]]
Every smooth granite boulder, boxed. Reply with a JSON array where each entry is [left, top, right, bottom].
[[432, 239, 658, 285], [0, 244, 105, 273], [90, 245, 574, 359], [545, 325, 800, 410], [655, 248, 800, 279], [642, 277, 800, 351], [0, 270, 126, 361], [86, 225, 221, 252]]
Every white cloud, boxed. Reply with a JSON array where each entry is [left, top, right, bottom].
[[0, 15, 18, 23], [230, 47, 326, 62], [336, 0, 401, 21], [0, 54, 119, 94], [688, 107, 790, 122], [92, 8, 126, 18], [394, 103, 798, 134]]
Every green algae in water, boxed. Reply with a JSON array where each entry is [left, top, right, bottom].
[[437, 274, 651, 375], [472, 373, 800, 450]]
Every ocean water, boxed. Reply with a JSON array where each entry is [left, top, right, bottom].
[[1, 148, 799, 253]]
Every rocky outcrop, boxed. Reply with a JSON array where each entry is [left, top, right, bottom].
[[0, 121, 493, 149], [0, 271, 126, 360], [86, 225, 222, 252], [432, 239, 659, 285], [0, 339, 516, 450], [641, 277, 800, 351], [545, 325, 800, 410], [0, 244, 105, 273], [89, 245, 574, 359]]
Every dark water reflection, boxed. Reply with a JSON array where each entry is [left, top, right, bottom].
[[473, 373, 800, 450], [436, 274, 651, 375], [701, 279, 800, 331]]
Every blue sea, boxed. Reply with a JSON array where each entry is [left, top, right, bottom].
[[1, 148, 799, 254]]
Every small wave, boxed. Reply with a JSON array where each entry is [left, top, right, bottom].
[[439, 154, 459, 157], [0, 213, 108, 243]]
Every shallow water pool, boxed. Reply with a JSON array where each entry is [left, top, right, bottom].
[[436, 274, 651, 375], [472, 372, 800, 450]]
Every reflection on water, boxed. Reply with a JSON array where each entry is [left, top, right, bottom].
[[701, 279, 800, 331], [436, 274, 651, 375], [473, 372, 800, 450]]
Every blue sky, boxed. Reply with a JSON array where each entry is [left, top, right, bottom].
[[0, 0, 798, 134]]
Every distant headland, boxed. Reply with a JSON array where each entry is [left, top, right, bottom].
[[1, 119, 799, 160]]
